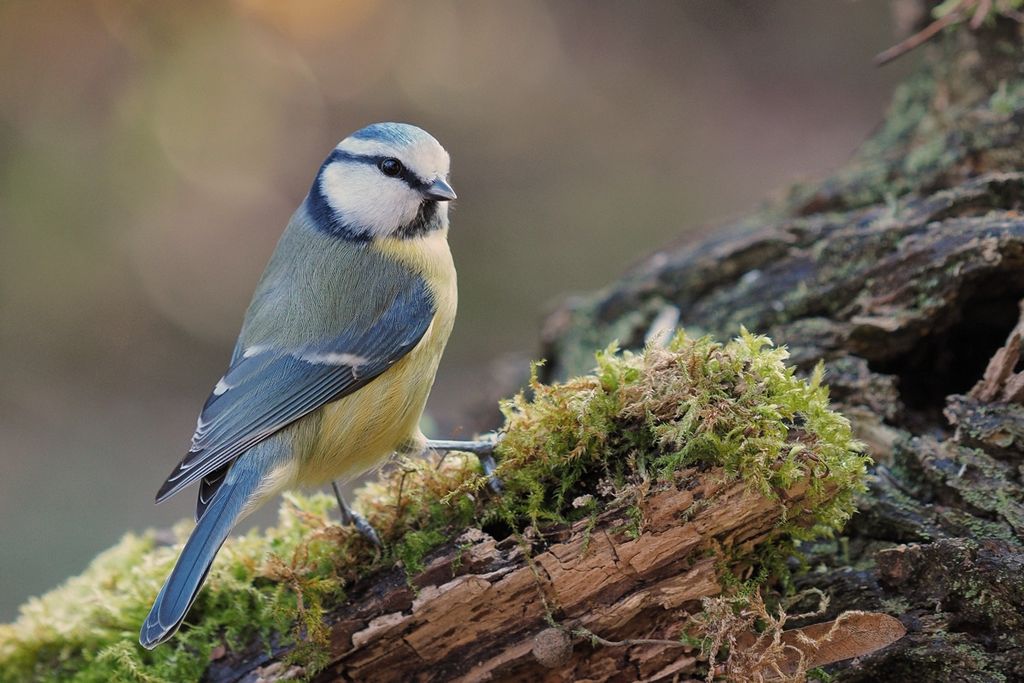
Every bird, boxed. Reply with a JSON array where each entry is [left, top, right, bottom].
[[140, 122, 496, 649]]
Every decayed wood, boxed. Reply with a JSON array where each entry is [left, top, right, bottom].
[[970, 301, 1024, 403], [744, 613, 907, 680], [205, 469, 834, 682]]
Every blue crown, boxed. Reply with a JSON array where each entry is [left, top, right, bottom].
[[350, 122, 430, 147]]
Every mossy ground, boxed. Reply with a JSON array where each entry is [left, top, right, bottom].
[[0, 330, 868, 682]]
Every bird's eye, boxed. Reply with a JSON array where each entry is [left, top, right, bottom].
[[379, 158, 403, 177]]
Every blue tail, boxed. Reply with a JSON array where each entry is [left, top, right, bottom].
[[139, 456, 266, 649]]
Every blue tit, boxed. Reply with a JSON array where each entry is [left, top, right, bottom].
[[140, 122, 493, 649]]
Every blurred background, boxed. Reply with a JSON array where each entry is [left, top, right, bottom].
[[0, 0, 913, 620]]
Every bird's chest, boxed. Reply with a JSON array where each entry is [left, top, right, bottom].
[[302, 319, 452, 483], [298, 237, 457, 484]]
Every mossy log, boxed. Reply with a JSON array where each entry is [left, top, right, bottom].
[[206, 473, 824, 682], [2, 333, 874, 682], [537, 11, 1024, 683], [188, 333, 876, 683]]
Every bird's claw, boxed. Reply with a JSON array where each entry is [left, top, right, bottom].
[[332, 481, 382, 547], [425, 433, 503, 493]]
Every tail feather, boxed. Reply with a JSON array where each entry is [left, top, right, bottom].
[[139, 470, 255, 649]]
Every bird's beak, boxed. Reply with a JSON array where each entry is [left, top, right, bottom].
[[423, 178, 457, 202]]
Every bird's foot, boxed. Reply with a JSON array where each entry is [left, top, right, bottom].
[[425, 435, 503, 493], [331, 481, 382, 547]]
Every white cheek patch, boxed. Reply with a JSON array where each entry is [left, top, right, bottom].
[[320, 163, 421, 237]]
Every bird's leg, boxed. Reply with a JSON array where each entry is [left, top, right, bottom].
[[424, 437, 502, 493], [331, 481, 382, 547]]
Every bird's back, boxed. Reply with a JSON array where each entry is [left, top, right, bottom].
[[237, 207, 418, 352]]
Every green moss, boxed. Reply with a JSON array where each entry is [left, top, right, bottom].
[[0, 330, 867, 682], [808, 667, 836, 682], [904, 135, 951, 176], [0, 466, 481, 683], [484, 331, 867, 541], [933, 0, 1024, 27], [989, 79, 1024, 117], [395, 529, 446, 578]]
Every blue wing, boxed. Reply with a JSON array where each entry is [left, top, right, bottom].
[[155, 277, 435, 505]]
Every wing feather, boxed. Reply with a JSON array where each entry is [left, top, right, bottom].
[[155, 278, 435, 503]]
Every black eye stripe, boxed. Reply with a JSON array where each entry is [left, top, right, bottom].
[[308, 148, 448, 241], [327, 149, 428, 191]]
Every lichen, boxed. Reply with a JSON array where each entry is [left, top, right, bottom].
[[0, 330, 867, 682]]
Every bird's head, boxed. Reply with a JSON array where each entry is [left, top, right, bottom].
[[307, 122, 456, 241]]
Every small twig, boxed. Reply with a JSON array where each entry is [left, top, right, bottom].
[[388, 463, 418, 539], [874, 2, 967, 66], [570, 626, 688, 649], [394, 468, 410, 515], [875, 0, 1024, 66], [971, 0, 993, 28]]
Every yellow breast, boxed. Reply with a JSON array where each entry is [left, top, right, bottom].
[[295, 230, 457, 486]]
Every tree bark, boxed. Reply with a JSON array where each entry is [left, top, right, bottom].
[[207, 8, 1024, 683], [536, 12, 1024, 683]]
